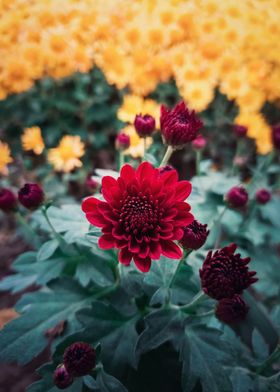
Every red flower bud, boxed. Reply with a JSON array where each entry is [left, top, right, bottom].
[[159, 165, 175, 175], [215, 295, 249, 324], [272, 123, 280, 149], [85, 176, 99, 193], [63, 342, 96, 377], [192, 135, 207, 150], [18, 183, 44, 210], [134, 114, 156, 137], [233, 124, 248, 137], [255, 188, 271, 204], [0, 188, 17, 212], [200, 243, 257, 300], [160, 101, 203, 148], [116, 133, 130, 150], [179, 220, 209, 250], [53, 364, 73, 389], [225, 186, 248, 208]]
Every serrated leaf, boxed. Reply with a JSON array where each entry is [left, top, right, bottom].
[[96, 369, 128, 392], [0, 279, 97, 365], [134, 309, 183, 367], [74, 256, 114, 288], [144, 256, 180, 288], [181, 325, 232, 392], [77, 302, 139, 374]]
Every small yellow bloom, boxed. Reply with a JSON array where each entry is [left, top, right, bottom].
[[122, 125, 153, 159], [21, 126, 45, 155], [0, 141, 13, 175], [235, 112, 273, 155], [48, 135, 85, 173]]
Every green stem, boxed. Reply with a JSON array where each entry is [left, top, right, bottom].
[[256, 345, 280, 375], [168, 249, 192, 288], [193, 309, 215, 318], [196, 150, 201, 176], [214, 206, 228, 249], [143, 137, 147, 162], [180, 290, 207, 313], [119, 151, 124, 171], [159, 145, 174, 167], [15, 212, 41, 249], [41, 206, 69, 253]]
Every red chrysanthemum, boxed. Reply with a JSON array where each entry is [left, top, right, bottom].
[[82, 162, 194, 272], [215, 295, 249, 324], [199, 243, 257, 300], [160, 101, 203, 148]]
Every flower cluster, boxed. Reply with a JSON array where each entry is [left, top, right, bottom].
[[82, 162, 193, 272], [1, 1, 280, 153], [53, 342, 96, 389], [0, 183, 45, 213]]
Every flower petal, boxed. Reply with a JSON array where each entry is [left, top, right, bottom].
[[99, 234, 115, 249], [175, 181, 192, 201], [160, 240, 183, 259], [133, 256, 151, 272], [119, 248, 132, 266]]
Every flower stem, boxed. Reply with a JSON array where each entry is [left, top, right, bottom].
[[256, 345, 280, 375], [159, 145, 174, 167], [168, 249, 192, 288], [143, 137, 147, 162], [180, 290, 207, 313], [195, 150, 201, 176], [41, 206, 69, 253], [119, 151, 124, 171], [15, 212, 41, 249]]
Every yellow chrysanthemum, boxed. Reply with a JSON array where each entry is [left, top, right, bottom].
[[21, 126, 45, 155], [122, 125, 153, 158], [118, 95, 160, 126], [48, 135, 85, 172], [0, 141, 13, 175], [235, 111, 273, 155]]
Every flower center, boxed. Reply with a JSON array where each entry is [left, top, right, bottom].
[[120, 193, 162, 236]]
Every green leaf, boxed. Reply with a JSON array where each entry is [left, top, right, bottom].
[[74, 256, 115, 288], [0, 279, 97, 365], [181, 325, 232, 392], [96, 368, 128, 392], [230, 368, 253, 392], [37, 240, 59, 261], [77, 302, 139, 374], [134, 309, 183, 367], [144, 256, 180, 288]]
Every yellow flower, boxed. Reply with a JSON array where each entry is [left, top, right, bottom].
[[118, 95, 160, 126], [0, 141, 13, 175], [235, 111, 273, 155], [122, 125, 153, 159], [21, 126, 45, 155], [48, 135, 85, 172]]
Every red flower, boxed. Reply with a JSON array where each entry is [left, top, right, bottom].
[[272, 123, 280, 149], [160, 101, 203, 148], [134, 114, 156, 137], [179, 220, 209, 250], [225, 186, 248, 208], [215, 295, 249, 324], [199, 243, 257, 300], [53, 365, 73, 390], [233, 124, 248, 138], [82, 162, 193, 272], [63, 342, 96, 377], [0, 188, 17, 212], [255, 188, 271, 205], [115, 133, 130, 150], [18, 183, 44, 210], [192, 135, 207, 150]]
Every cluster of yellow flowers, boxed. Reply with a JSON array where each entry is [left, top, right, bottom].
[[1, 0, 280, 152], [0, 128, 85, 175]]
